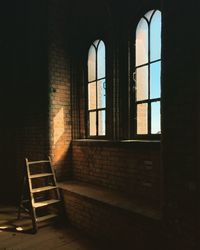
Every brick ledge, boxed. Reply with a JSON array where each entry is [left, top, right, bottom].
[[58, 181, 161, 221]]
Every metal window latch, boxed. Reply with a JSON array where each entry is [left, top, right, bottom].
[[133, 72, 136, 82], [103, 81, 106, 89], [132, 72, 137, 93], [103, 81, 106, 97], [132, 85, 136, 94]]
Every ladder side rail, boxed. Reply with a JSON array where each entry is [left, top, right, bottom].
[[48, 156, 61, 200], [25, 158, 38, 233]]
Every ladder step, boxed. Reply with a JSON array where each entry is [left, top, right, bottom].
[[33, 199, 60, 208], [32, 186, 57, 193], [36, 213, 58, 223], [30, 173, 53, 179], [28, 160, 50, 165]]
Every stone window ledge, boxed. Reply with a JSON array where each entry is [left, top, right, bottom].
[[72, 139, 160, 149]]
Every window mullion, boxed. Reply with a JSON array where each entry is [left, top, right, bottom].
[[95, 47, 98, 136], [148, 20, 151, 135], [135, 58, 161, 69]]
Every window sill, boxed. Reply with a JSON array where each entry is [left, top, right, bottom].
[[72, 139, 160, 149]]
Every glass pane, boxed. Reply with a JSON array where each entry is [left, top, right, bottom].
[[89, 112, 96, 136], [136, 66, 148, 101], [88, 82, 96, 110], [97, 79, 106, 109], [97, 41, 105, 79], [137, 103, 148, 134], [151, 102, 161, 134], [88, 45, 96, 82], [150, 61, 161, 99], [136, 18, 148, 66], [144, 10, 154, 21], [150, 10, 161, 61], [98, 110, 106, 136]]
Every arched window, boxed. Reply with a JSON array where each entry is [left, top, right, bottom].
[[134, 10, 161, 136], [87, 40, 106, 137]]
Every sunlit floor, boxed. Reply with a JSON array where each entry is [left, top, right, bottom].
[[0, 206, 102, 250]]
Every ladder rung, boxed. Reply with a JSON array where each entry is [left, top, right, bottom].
[[32, 186, 57, 193], [33, 199, 60, 208], [36, 213, 58, 222], [28, 160, 50, 165], [29, 173, 53, 179]]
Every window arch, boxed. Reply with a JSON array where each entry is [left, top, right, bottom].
[[87, 40, 106, 137], [134, 10, 161, 136]]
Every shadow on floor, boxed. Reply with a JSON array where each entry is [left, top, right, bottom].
[[0, 205, 35, 234], [0, 205, 105, 250]]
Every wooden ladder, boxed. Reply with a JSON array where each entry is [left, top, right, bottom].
[[18, 157, 61, 233]]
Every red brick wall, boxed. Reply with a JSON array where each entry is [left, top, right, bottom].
[[11, 0, 72, 203], [13, 1, 50, 203], [72, 141, 161, 209], [48, 0, 72, 180]]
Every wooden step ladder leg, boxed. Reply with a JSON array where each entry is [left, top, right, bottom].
[[17, 178, 24, 220], [17, 165, 27, 220], [30, 206, 37, 233], [48, 156, 61, 200]]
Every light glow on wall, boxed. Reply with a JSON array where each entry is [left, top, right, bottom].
[[53, 107, 65, 145]]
